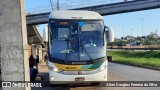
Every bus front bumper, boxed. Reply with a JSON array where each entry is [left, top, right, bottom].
[[49, 69, 107, 84]]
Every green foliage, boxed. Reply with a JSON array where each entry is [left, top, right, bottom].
[[108, 31, 160, 46], [143, 40, 159, 45], [108, 39, 126, 46], [108, 51, 160, 68]]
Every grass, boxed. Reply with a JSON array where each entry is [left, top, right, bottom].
[[107, 51, 160, 69]]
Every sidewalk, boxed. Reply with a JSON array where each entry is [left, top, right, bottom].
[[35, 62, 49, 81], [0, 62, 48, 81], [37, 62, 48, 73]]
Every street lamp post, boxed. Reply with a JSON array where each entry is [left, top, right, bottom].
[[131, 28, 133, 36], [140, 19, 144, 37], [122, 25, 124, 38]]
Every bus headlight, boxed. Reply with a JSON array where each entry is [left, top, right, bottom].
[[99, 61, 107, 71], [99, 66, 106, 71], [53, 67, 59, 72], [48, 66, 59, 72]]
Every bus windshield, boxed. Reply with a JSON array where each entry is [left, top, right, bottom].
[[49, 20, 106, 61]]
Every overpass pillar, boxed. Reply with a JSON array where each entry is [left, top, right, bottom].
[[0, 0, 30, 90]]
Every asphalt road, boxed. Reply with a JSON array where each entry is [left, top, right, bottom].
[[32, 62, 160, 90]]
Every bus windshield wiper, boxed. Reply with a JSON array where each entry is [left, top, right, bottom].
[[78, 24, 94, 62], [80, 41, 95, 63]]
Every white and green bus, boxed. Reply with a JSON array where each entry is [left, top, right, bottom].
[[44, 10, 114, 85]]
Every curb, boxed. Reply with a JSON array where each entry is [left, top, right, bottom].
[[109, 61, 160, 71]]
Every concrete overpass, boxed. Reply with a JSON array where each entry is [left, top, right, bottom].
[[26, 0, 160, 25], [27, 26, 45, 46]]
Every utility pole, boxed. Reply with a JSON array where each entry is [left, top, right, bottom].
[[57, 0, 60, 10], [0, 0, 30, 90], [50, 0, 54, 11]]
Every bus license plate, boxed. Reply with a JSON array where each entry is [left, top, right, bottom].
[[75, 77, 85, 81]]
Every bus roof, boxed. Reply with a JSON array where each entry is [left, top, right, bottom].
[[49, 10, 103, 20]]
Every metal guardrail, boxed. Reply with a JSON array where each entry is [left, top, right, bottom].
[[108, 48, 160, 51]]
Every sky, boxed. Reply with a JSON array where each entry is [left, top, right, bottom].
[[25, 0, 160, 38]]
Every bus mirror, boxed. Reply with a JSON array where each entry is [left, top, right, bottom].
[[105, 26, 114, 42]]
